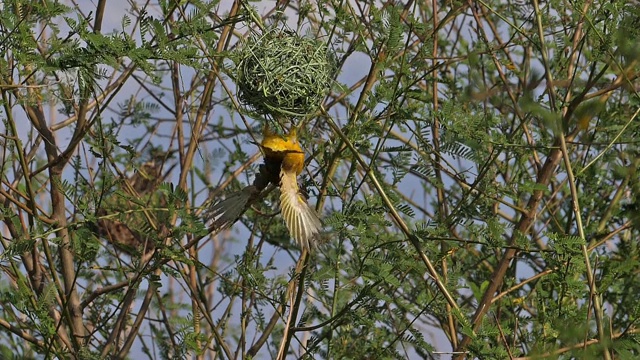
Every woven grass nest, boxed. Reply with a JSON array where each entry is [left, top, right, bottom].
[[236, 28, 336, 118]]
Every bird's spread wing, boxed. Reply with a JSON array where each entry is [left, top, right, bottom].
[[279, 170, 322, 250], [207, 186, 259, 230]]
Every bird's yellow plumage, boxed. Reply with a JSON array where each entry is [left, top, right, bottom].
[[209, 125, 322, 251], [260, 127, 305, 175], [261, 126, 321, 249]]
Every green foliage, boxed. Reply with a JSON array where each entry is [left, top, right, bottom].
[[1, 0, 640, 358]]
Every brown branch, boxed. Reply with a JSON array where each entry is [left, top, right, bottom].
[[93, 0, 107, 33], [100, 278, 139, 358], [454, 139, 567, 357], [0, 317, 44, 347], [116, 275, 158, 359], [513, 329, 637, 360]]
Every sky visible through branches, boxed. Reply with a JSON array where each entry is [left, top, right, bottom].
[[2, 0, 640, 359]]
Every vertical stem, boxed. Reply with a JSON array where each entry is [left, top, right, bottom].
[[430, 0, 457, 349], [277, 253, 309, 360], [557, 134, 610, 360]]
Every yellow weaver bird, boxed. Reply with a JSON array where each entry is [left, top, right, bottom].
[[208, 126, 322, 251]]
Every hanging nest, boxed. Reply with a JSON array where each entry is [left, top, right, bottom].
[[236, 28, 337, 118]]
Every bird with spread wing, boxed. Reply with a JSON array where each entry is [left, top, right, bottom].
[[207, 126, 322, 251]]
